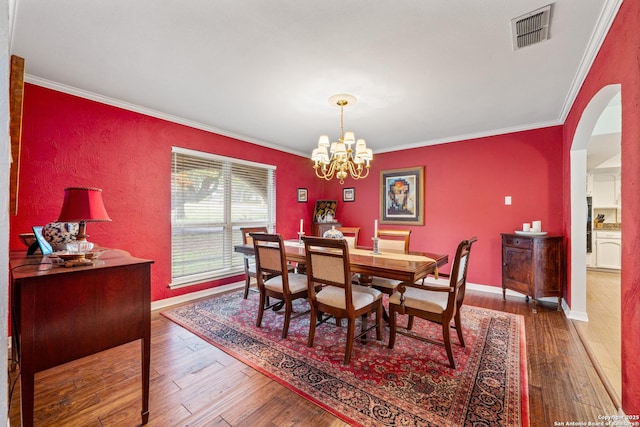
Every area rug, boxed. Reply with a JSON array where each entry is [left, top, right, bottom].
[[162, 291, 529, 427]]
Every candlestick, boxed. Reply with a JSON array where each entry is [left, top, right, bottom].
[[298, 231, 305, 245], [372, 237, 380, 254]]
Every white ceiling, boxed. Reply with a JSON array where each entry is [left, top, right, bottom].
[[9, 0, 621, 157], [588, 92, 621, 172]]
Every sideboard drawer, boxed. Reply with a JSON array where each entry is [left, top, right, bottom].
[[502, 235, 532, 250]]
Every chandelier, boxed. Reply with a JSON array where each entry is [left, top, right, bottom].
[[311, 94, 373, 184]]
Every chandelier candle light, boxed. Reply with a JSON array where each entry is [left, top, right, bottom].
[[311, 94, 373, 184]]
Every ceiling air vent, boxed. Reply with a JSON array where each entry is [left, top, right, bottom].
[[511, 4, 552, 50]]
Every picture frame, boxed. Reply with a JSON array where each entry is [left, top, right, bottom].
[[313, 200, 337, 222], [380, 166, 424, 225], [31, 225, 53, 255], [297, 188, 308, 203], [343, 187, 355, 202]]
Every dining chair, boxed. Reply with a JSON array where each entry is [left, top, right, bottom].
[[303, 236, 383, 365], [240, 227, 268, 299], [377, 229, 411, 254], [335, 226, 360, 249], [251, 233, 311, 338], [371, 229, 412, 295], [387, 237, 477, 369]]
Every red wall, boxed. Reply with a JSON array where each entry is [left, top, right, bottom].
[[10, 84, 325, 301], [12, 84, 565, 301], [331, 127, 564, 287], [11, 86, 565, 298], [562, 1, 640, 414]]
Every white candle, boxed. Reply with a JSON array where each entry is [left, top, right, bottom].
[[374, 219, 378, 237], [300, 219, 304, 233]]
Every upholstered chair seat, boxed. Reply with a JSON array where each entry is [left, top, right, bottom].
[[316, 285, 381, 310], [264, 273, 308, 294]]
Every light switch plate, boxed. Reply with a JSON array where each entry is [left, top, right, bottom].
[[505, 196, 512, 205]]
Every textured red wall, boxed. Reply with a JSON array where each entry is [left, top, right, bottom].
[[10, 84, 325, 301], [331, 127, 564, 288], [11, 84, 565, 299], [562, 1, 640, 414]]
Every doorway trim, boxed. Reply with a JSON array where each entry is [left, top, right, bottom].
[[568, 83, 621, 321]]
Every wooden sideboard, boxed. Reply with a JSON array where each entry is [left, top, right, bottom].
[[9, 249, 153, 426], [501, 233, 564, 313], [312, 222, 342, 237]]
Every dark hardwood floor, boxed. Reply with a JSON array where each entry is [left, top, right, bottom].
[[8, 288, 617, 426]]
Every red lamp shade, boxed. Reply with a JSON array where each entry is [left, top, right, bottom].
[[57, 187, 111, 241], [57, 187, 111, 222]]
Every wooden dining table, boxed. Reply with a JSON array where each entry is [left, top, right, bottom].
[[234, 239, 449, 286]]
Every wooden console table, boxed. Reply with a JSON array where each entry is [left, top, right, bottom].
[[501, 233, 563, 312], [9, 249, 153, 426]]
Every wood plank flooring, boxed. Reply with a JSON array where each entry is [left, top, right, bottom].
[[8, 287, 617, 426], [573, 269, 621, 407]]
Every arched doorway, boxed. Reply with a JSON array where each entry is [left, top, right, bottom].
[[569, 84, 621, 320], [569, 84, 621, 405]]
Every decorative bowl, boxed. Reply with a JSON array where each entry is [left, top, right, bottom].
[[19, 233, 37, 247], [323, 227, 344, 239]]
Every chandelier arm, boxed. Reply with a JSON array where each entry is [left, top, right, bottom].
[[346, 158, 367, 179], [345, 159, 358, 176], [358, 165, 370, 179]]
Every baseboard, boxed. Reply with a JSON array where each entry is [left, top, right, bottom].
[[466, 281, 571, 316], [151, 282, 244, 311]]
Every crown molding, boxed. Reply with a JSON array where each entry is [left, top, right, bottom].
[[24, 74, 310, 158], [375, 119, 562, 154], [557, 0, 623, 123]]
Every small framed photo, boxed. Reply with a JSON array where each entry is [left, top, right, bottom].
[[343, 187, 355, 202], [32, 225, 53, 255], [297, 188, 308, 203]]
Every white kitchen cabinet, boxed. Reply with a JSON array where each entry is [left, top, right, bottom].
[[592, 173, 620, 208], [595, 231, 621, 270]]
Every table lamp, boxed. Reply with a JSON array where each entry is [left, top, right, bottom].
[[57, 187, 111, 252]]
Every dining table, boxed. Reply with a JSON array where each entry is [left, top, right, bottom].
[[234, 239, 449, 287]]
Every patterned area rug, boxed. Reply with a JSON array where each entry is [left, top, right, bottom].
[[162, 291, 529, 427]]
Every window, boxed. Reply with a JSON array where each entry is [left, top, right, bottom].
[[170, 147, 276, 288]]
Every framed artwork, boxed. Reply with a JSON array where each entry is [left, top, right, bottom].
[[343, 187, 355, 202], [380, 166, 424, 225], [297, 188, 308, 202], [313, 200, 337, 222], [32, 226, 53, 255]]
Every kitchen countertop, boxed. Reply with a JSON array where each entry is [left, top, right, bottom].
[[595, 223, 621, 231]]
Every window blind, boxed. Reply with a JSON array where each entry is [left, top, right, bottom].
[[170, 147, 276, 288]]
